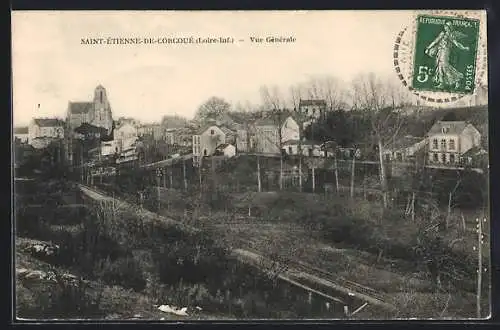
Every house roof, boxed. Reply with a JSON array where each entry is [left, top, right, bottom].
[[461, 146, 488, 158], [255, 111, 298, 127], [299, 99, 327, 107], [115, 122, 137, 130], [33, 118, 65, 127], [427, 121, 468, 135], [14, 127, 28, 134], [220, 126, 234, 135], [196, 124, 234, 135], [386, 136, 424, 151], [69, 102, 93, 114], [215, 143, 234, 151]]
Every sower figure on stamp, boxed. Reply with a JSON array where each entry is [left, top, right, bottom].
[[425, 21, 470, 90]]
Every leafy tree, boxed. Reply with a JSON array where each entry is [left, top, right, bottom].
[[194, 97, 232, 124]]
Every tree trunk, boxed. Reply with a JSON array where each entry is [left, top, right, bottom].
[[299, 154, 303, 193], [377, 139, 389, 208], [411, 192, 416, 222]]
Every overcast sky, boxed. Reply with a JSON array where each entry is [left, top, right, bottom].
[[12, 10, 487, 126]]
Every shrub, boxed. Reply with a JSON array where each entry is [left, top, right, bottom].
[[16, 279, 104, 319], [95, 256, 146, 291]]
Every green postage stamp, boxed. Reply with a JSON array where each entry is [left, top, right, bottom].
[[412, 15, 480, 95]]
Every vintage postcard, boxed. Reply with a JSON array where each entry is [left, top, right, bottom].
[[12, 10, 490, 321]]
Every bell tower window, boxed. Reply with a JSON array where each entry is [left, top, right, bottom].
[[100, 91, 103, 103]]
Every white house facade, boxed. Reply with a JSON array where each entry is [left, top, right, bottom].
[[298, 99, 327, 127], [427, 121, 482, 165], [192, 125, 232, 166], [254, 115, 300, 154], [114, 122, 138, 153], [28, 118, 65, 145]]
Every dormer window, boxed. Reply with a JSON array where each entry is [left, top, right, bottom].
[[442, 127, 450, 134]]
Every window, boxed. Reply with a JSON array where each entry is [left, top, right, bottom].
[[449, 139, 455, 150], [100, 91, 103, 103], [442, 127, 449, 134], [309, 148, 313, 157], [288, 146, 293, 154], [203, 149, 207, 156], [211, 130, 214, 135], [441, 153, 446, 163], [449, 154, 455, 163], [433, 153, 439, 162], [396, 152, 403, 162], [432, 139, 438, 149], [441, 139, 446, 150]]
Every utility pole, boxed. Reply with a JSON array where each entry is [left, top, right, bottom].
[[475, 217, 486, 318], [156, 168, 162, 212], [183, 158, 188, 191], [350, 148, 356, 199]]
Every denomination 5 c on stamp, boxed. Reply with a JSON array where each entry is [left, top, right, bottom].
[[412, 15, 480, 95]]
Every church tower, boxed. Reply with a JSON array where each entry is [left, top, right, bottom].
[[92, 85, 113, 133]]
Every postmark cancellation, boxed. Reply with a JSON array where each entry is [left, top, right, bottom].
[[393, 10, 487, 106]]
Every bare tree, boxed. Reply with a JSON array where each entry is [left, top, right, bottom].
[[304, 75, 348, 111], [289, 83, 306, 109], [351, 73, 405, 209]]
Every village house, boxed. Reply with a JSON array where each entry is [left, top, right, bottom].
[[114, 122, 138, 153], [138, 123, 164, 140], [28, 118, 65, 149], [283, 139, 323, 157], [192, 124, 236, 166], [236, 129, 250, 152], [164, 127, 192, 146], [298, 99, 327, 127], [427, 121, 481, 165], [383, 136, 427, 162], [213, 143, 236, 158], [253, 115, 300, 154], [14, 127, 29, 144]]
